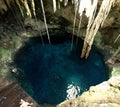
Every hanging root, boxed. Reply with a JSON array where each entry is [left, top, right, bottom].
[[0, 0, 118, 58], [113, 34, 120, 45], [71, 0, 79, 49], [40, 0, 51, 44], [15, 0, 24, 17], [76, 15, 82, 45], [71, 0, 96, 50], [81, 0, 117, 59], [31, 0, 36, 17], [21, 0, 32, 18], [31, 0, 44, 44], [107, 46, 120, 64]]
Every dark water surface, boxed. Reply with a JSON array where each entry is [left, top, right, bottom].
[[14, 31, 108, 105]]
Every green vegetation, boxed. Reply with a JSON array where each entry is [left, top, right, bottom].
[[0, 47, 11, 63]]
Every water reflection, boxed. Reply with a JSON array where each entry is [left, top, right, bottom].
[[66, 83, 80, 100]]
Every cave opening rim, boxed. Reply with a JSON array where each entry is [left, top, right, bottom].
[[11, 29, 109, 105]]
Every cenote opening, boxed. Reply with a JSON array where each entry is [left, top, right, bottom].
[[13, 30, 108, 105]]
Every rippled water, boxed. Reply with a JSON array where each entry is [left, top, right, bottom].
[[14, 31, 108, 105]]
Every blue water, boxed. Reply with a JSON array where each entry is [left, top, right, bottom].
[[14, 32, 108, 105]]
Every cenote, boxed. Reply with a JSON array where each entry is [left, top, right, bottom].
[[13, 30, 108, 105]]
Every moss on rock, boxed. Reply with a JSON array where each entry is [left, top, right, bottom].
[[0, 47, 11, 63], [111, 67, 120, 77]]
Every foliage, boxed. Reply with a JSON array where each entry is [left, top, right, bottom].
[[0, 47, 11, 63]]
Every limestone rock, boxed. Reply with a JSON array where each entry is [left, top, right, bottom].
[[57, 76, 120, 107]]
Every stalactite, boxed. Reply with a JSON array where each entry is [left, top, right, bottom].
[[40, 0, 51, 44], [64, 0, 68, 6], [78, 0, 91, 17], [53, 0, 57, 12]]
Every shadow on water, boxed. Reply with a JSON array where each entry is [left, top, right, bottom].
[[13, 30, 109, 105]]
